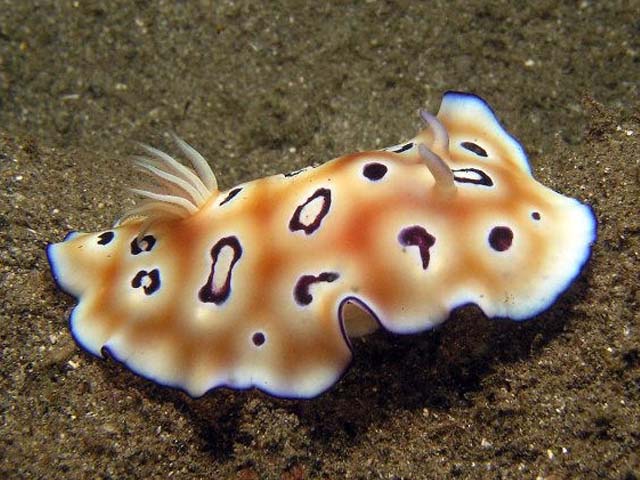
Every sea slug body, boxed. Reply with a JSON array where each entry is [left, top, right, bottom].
[[47, 92, 596, 398]]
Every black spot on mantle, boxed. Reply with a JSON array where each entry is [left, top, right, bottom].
[[391, 142, 413, 154], [461, 141, 488, 157], [488, 226, 513, 252], [294, 272, 340, 306], [131, 235, 156, 255], [362, 163, 388, 181], [398, 225, 436, 270], [97, 231, 114, 245], [131, 268, 161, 295], [220, 187, 242, 206]]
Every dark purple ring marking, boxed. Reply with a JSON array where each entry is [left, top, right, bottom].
[[362, 162, 388, 181], [452, 168, 494, 187], [289, 188, 332, 235], [199, 236, 243, 305], [398, 225, 436, 270], [220, 187, 242, 206], [130, 235, 156, 255], [97, 231, 114, 245], [294, 272, 340, 306], [488, 226, 513, 252], [131, 268, 161, 295], [461, 141, 488, 157]]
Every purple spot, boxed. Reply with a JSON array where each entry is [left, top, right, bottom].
[[362, 163, 388, 181], [398, 226, 436, 270], [131, 269, 161, 295], [531, 211, 541, 220], [199, 236, 243, 305], [220, 187, 242, 206], [289, 188, 332, 235], [294, 272, 340, 306], [488, 226, 513, 252], [97, 231, 114, 245], [130, 235, 156, 255], [461, 141, 488, 157], [252, 332, 266, 346]]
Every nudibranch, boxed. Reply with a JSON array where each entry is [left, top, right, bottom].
[[47, 92, 596, 398]]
